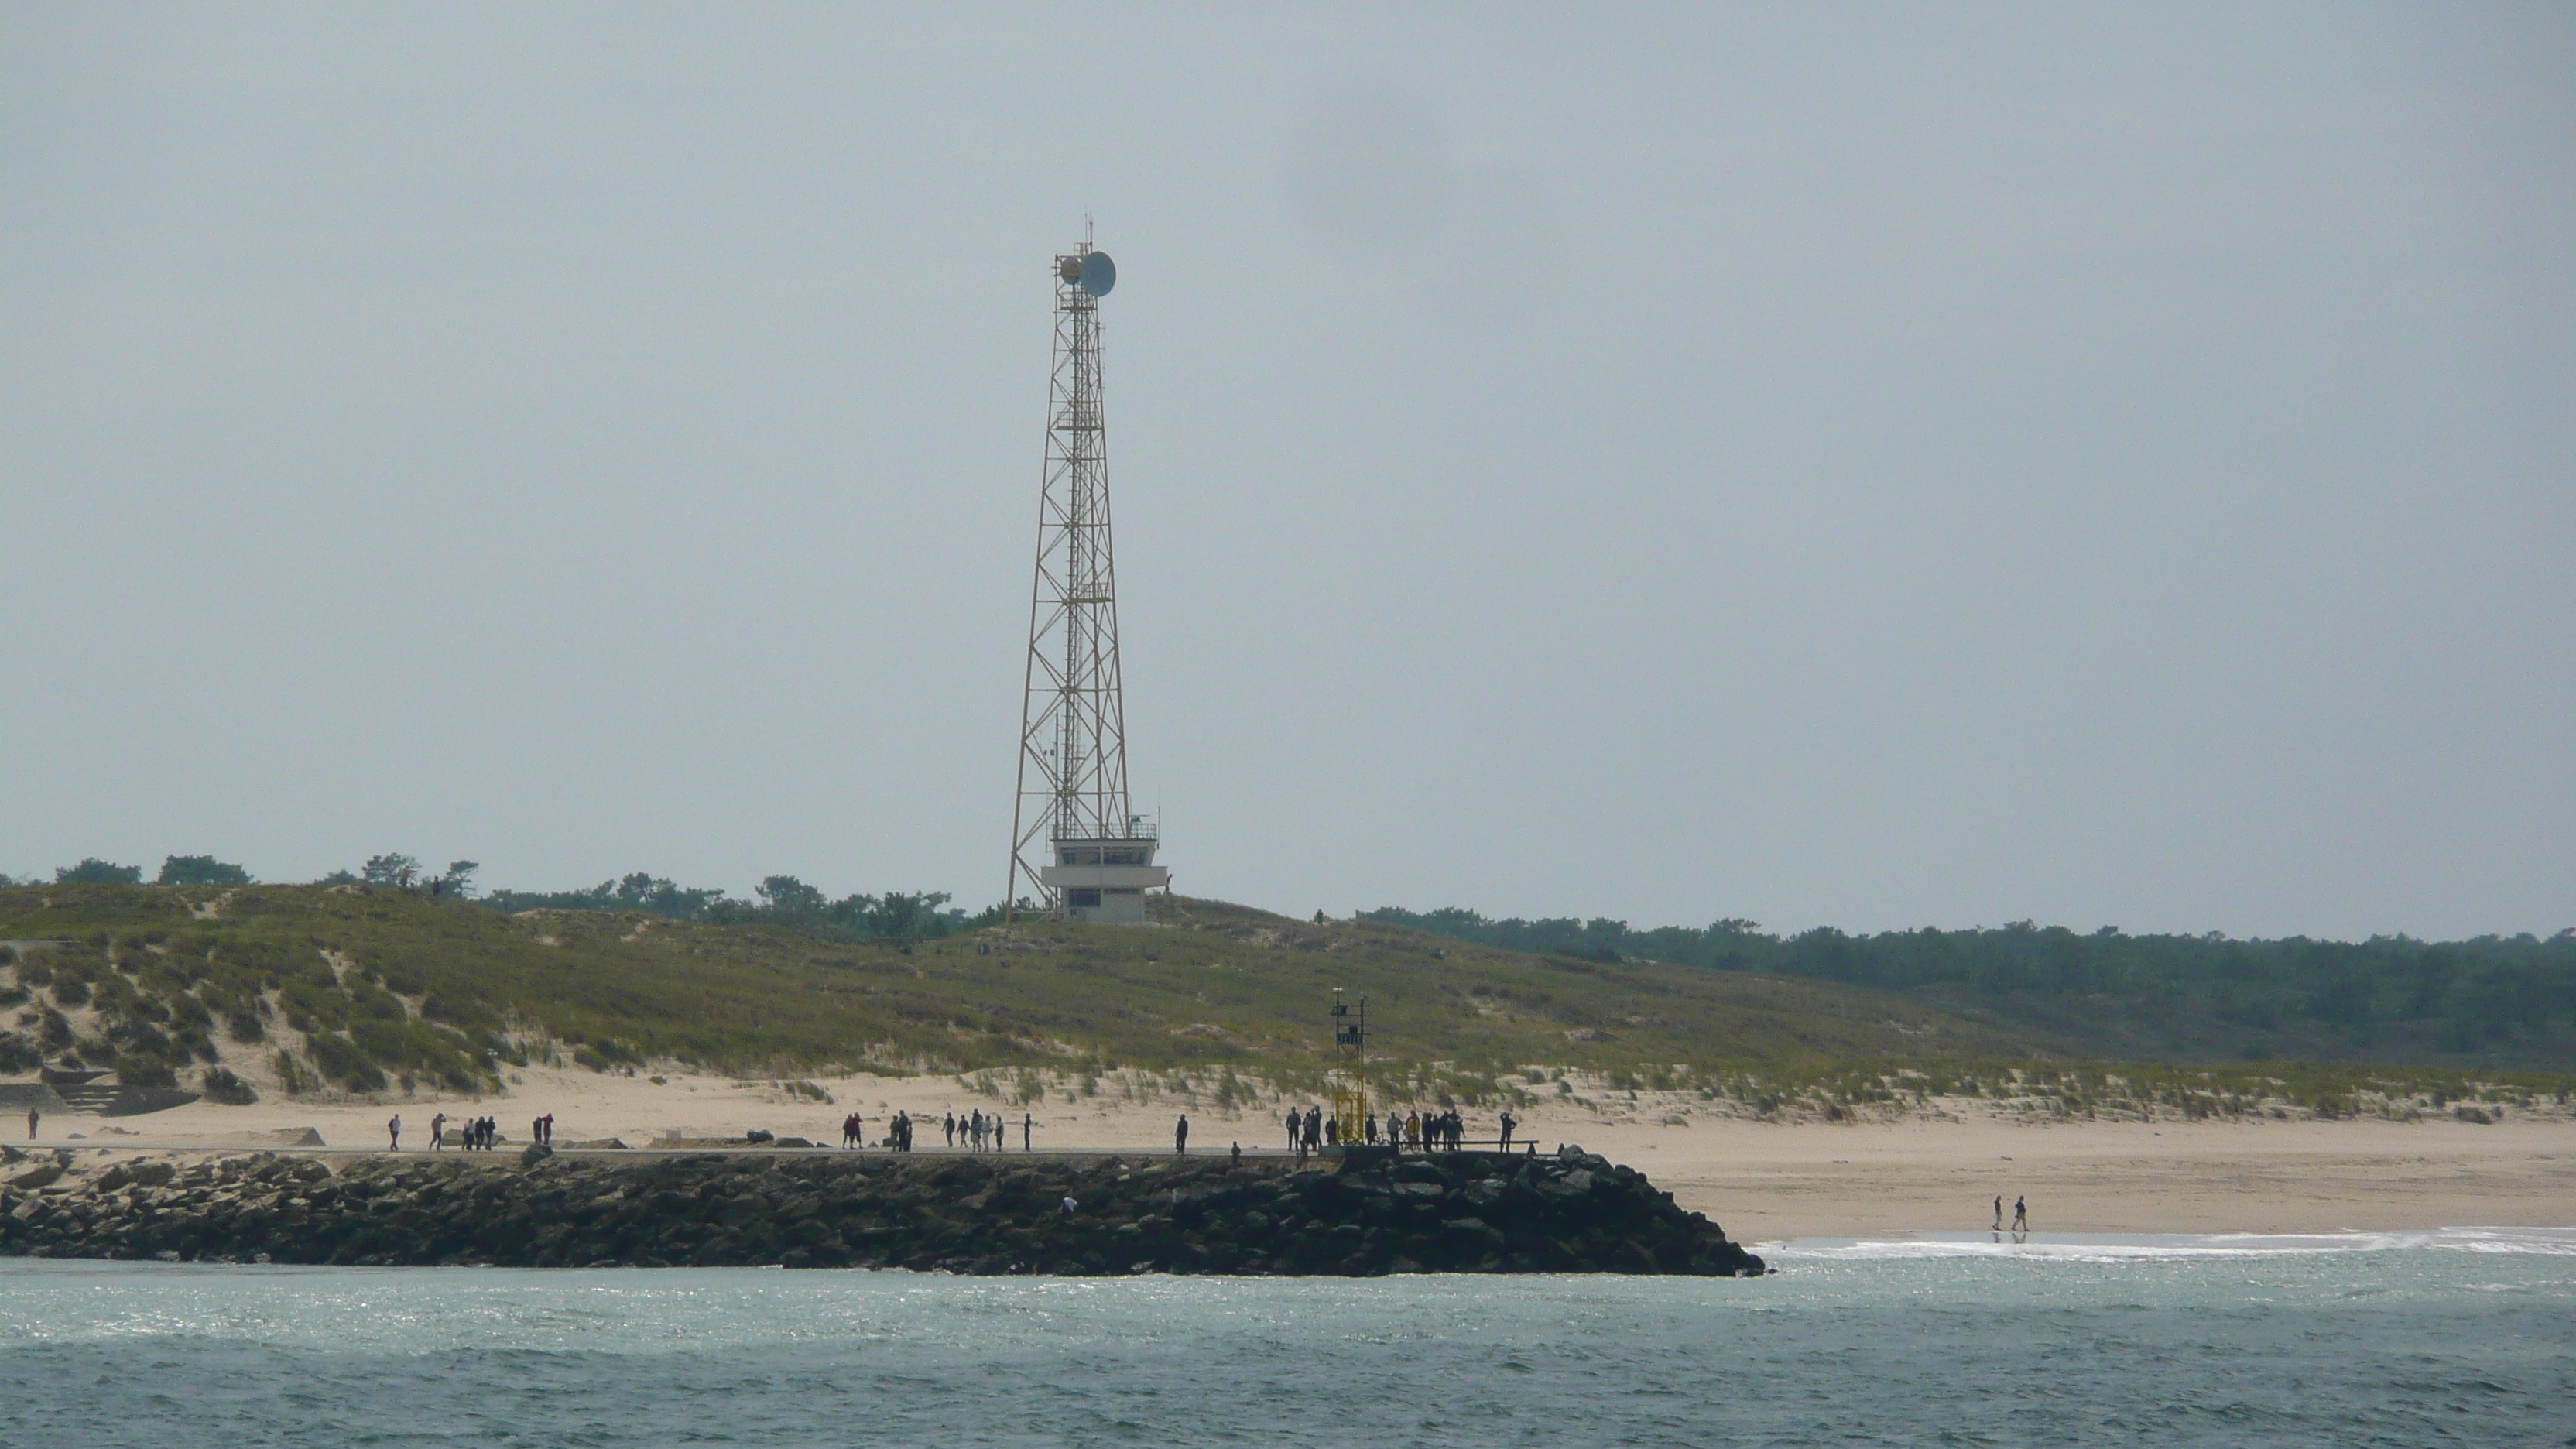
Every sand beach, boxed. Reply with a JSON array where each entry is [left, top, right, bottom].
[[23, 1064, 2570, 1244]]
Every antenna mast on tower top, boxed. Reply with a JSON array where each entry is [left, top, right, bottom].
[[1009, 235, 1170, 923]]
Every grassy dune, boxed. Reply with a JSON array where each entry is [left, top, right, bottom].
[[0, 885, 2018, 1094], [5, 886, 2564, 1118]]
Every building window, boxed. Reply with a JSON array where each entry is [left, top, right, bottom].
[[1068, 889, 1101, 908]]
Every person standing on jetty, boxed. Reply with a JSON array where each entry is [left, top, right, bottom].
[[1023, 1112, 1033, 1152], [1284, 1108, 1299, 1151], [26, 1108, 38, 1140], [1499, 1111, 1516, 1151], [1174, 1113, 1190, 1155]]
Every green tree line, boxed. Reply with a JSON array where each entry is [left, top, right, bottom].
[[477, 872, 983, 943], [4, 856, 987, 945], [1360, 908, 2576, 1059]]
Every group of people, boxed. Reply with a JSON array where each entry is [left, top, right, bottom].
[[385, 1112, 546, 1152], [1282, 1105, 1516, 1156], [942, 1108, 1027, 1152], [1992, 1194, 2031, 1233], [824, 1108, 1031, 1153], [429, 1112, 503, 1151]]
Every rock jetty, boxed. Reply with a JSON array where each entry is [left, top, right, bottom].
[[0, 1146, 1766, 1276]]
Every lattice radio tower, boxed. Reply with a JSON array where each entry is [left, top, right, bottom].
[[1008, 229, 1169, 923]]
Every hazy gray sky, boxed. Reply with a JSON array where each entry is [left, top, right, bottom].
[[4, 5, 2569, 938]]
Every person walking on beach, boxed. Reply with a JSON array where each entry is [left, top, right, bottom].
[[1992, 1195, 2003, 1231], [1174, 1113, 1190, 1155], [431, 1112, 447, 1151], [26, 1108, 38, 1139], [388, 1114, 402, 1151], [2011, 1195, 2029, 1232]]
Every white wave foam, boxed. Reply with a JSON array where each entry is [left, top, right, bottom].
[[1769, 1226, 2576, 1261]]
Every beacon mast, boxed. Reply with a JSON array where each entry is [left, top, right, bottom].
[[1009, 231, 1170, 923]]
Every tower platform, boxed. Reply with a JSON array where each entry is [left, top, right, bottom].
[[1037, 829, 1169, 923]]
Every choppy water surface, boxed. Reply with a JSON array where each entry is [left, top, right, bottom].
[[2, 1230, 2569, 1447]]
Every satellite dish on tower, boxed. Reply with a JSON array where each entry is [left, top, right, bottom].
[[1080, 251, 1116, 297]]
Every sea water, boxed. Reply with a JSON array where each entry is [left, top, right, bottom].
[[2, 1228, 2568, 1447]]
